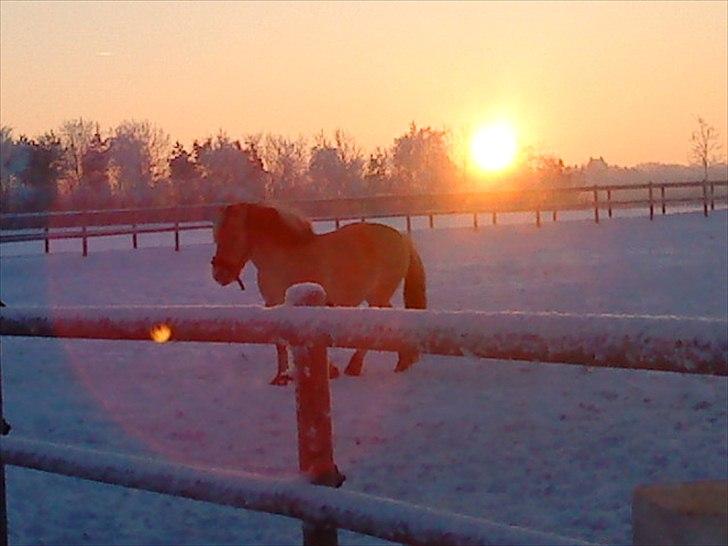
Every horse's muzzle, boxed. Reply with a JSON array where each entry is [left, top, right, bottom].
[[212, 265, 235, 286], [211, 256, 246, 289]]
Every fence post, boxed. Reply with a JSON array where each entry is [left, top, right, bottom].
[[535, 209, 541, 228], [710, 182, 715, 211], [661, 186, 666, 215], [174, 222, 180, 252], [648, 182, 654, 221], [44, 227, 49, 254], [132, 224, 138, 249], [473, 212, 478, 229], [334, 218, 340, 230], [492, 211, 497, 225], [552, 210, 557, 222], [593, 187, 600, 224], [81, 225, 88, 257], [405, 215, 411, 233], [428, 214, 434, 229], [702, 181, 709, 217], [607, 189, 613, 218], [0, 302, 10, 546], [285, 284, 344, 546]]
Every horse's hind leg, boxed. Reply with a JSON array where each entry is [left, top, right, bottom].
[[394, 350, 418, 372], [344, 297, 390, 376], [344, 349, 367, 376], [270, 344, 292, 386]]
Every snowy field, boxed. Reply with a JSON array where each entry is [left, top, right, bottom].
[[1, 210, 727, 545]]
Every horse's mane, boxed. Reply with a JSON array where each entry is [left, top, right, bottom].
[[228, 202, 315, 246]]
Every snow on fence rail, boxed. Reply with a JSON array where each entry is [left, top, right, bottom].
[[1, 290, 726, 545], [0, 437, 594, 546], [1, 305, 726, 375]]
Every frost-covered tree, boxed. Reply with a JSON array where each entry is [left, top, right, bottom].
[[308, 130, 364, 198], [76, 131, 112, 208], [0, 126, 22, 211], [391, 123, 458, 194], [109, 120, 170, 206], [363, 147, 392, 195], [193, 133, 266, 203], [261, 134, 309, 198], [4, 132, 65, 211]]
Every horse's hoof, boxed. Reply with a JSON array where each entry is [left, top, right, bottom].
[[329, 364, 340, 379], [270, 373, 292, 386], [394, 359, 415, 373]]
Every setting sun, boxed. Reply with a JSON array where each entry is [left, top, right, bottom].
[[470, 122, 519, 172]]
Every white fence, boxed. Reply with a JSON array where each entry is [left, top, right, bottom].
[[1, 437, 592, 546], [1, 304, 726, 375], [1, 290, 726, 545]]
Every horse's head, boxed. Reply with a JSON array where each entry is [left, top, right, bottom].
[[211, 204, 252, 287]]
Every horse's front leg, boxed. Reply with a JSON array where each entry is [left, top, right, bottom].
[[269, 343, 293, 386]]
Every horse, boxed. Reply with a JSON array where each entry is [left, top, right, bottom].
[[211, 202, 427, 385]]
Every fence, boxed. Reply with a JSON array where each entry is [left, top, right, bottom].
[[1, 284, 727, 545], [1, 180, 726, 256]]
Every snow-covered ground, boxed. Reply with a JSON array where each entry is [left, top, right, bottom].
[[1, 210, 726, 545]]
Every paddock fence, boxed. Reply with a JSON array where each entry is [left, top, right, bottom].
[[1, 286, 727, 545], [1, 180, 726, 255]]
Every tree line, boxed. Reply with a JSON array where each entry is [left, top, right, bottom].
[[1, 118, 724, 213]]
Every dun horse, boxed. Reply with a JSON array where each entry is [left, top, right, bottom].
[[211, 203, 427, 385]]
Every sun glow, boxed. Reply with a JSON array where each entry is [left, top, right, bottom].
[[470, 122, 519, 172]]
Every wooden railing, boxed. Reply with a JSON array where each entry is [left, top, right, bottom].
[[1, 284, 726, 544], [1, 180, 726, 256]]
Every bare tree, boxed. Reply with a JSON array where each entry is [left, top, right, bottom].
[[690, 116, 723, 182], [58, 118, 96, 193]]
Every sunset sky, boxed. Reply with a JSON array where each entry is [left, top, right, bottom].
[[1, 0, 726, 167]]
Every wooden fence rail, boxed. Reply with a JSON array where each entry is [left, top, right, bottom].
[[1, 181, 726, 256]]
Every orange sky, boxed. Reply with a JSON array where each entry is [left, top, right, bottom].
[[1, 0, 726, 166]]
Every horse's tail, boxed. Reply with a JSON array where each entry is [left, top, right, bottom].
[[403, 239, 427, 310]]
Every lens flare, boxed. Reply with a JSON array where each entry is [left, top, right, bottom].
[[150, 323, 172, 343]]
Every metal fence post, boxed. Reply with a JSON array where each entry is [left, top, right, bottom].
[[607, 189, 613, 218], [648, 182, 654, 220], [0, 300, 10, 546], [285, 284, 344, 546], [174, 222, 180, 252], [81, 225, 88, 257]]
